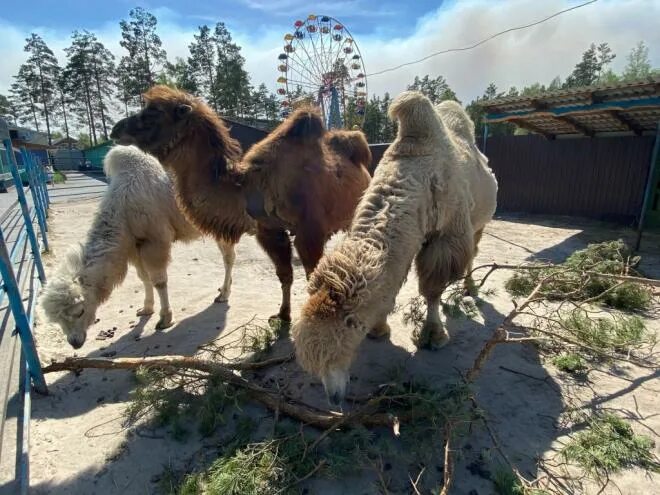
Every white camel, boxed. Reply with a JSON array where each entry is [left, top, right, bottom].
[[41, 145, 234, 349], [293, 91, 498, 403]]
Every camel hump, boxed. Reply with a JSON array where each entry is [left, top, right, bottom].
[[284, 107, 326, 139], [435, 100, 475, 143], [103, 145, 158, 178], [326, 131, 372, 167], [388, 91, 439, 139]]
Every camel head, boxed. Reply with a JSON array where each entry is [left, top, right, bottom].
[[40, 246, 98, 349], [110, 85, 196, 159], [294, 238, 385, 404], [292, 287, 366, 405]]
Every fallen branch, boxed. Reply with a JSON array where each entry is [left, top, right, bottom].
[[42, 353, 294, 374], [439, 422, 455, 495], [42, 355, 399, 430]]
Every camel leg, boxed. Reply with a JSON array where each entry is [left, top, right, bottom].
[[215, 238, 236, 303], [367, 318, 391, 340], [463, 227, 484, 297], [293, 223, 325, 279], [139, 240, 174, 330], [134, 257, 155, 316], [256, 226, 293, 323], [415, 230, 473, 350]]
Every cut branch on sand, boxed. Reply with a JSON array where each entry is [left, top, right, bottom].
[[42, 354, 400, 431]]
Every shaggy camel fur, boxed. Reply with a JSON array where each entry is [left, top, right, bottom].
[[111, 86, 371, 323], [110, 87, 254, 307], [435, 99, 498, 294], [293, 91, 498, 403], [40, 145, 219, 349], [236, 105, 372, 321]]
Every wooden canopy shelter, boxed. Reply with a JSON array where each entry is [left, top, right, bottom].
[[479, 78, 660, 249], [480, 77, 660, 139]]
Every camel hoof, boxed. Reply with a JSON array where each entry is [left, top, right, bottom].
[[415, 322, 450, 350], [156, 312, 174, 330], [367, 321, 391, 340], [214, 291, 230, 303], [268, 314, 291, 334], [136, 307, 154, 317]]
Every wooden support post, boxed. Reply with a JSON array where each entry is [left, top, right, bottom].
[[635, 121, 660, 250]]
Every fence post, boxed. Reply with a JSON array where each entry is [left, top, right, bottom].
[[2, 139, 47, 282], [21, 150, 47, 230], [28, 153, 49, 217], [19, 148, 49, 250], [36, 155, 50, 208], [0, 227, 48, 394]]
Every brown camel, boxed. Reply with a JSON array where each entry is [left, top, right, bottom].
[[110, 85, 372, 323]]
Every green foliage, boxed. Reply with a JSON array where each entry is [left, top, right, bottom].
[[551, 353, 587, 374], [64, 30, 116, 145], [119, 7, 167, 96], [493, 468, 524, 495], [623, 41, 656, 81], [564, 42, 616, 88], [505, 240, 652, 311], [162, 377, 473, 494], [562, 413, 660, 479], [560, 310, 652, 356], [52, 170, 66, 184], [159, 58, 198, 95], [407, 74, 459, 104], [125, 367, 242, 440]]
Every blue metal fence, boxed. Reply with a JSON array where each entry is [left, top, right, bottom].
[[0, 138, 49, 494]]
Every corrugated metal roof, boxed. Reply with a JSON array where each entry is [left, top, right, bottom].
[[480, 77, 660, 137]]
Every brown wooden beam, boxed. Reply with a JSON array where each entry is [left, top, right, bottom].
[[609, 110, 644, 135], [553, 115, 595, 137], [510, 118, 555, 140]]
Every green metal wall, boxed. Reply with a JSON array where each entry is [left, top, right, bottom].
[[83, 142, 113, 169]]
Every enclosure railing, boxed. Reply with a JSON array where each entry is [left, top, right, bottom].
[[0, 138, 50, 495]]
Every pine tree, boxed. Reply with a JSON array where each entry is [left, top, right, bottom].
[[55, 70, 73, 145], [596, 43, 615, 82], [89, 38, 116, 141], [24, 33, 59, 144], [10, 64, 41, 131], [0, 94, 18, 124], [65, 31, 100, 145], [380, 92, 396, 142], [408, 74, 459, 103], [119, 7, 167, 101], [213, 23, 252, 116], [159, 58, 198, 94], [362, 95, 383, 143], [188, 25, 218, 109], [623, 41, 653, 81]]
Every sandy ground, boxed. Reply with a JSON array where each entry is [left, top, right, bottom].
[[28, 190, 660, 494]]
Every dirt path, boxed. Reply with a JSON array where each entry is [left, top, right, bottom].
[[30, 197, 660, 495]]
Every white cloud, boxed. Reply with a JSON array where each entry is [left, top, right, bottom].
[[1, 0, 659, 109], [358, 0, 660, 102]]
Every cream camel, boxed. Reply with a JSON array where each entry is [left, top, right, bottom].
[[41, 145, 230, 348], [293, 92, 497, 403]]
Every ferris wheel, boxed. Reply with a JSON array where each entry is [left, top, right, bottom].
[[276, 15, 367, 129]]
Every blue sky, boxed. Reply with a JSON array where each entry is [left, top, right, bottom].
[[2, 1, 659, 106], [3, 0, 445, 38]]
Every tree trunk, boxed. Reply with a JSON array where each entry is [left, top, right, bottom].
[[27, 93, 40, 132], [93, 64, 109, 141], [36, 61, 52, 145], [59, 89, 70, 148], [83, 74, 97, 146]]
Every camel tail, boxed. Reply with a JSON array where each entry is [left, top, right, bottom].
[[388, 91, 439, 140], [327, 131, 372, 168]]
